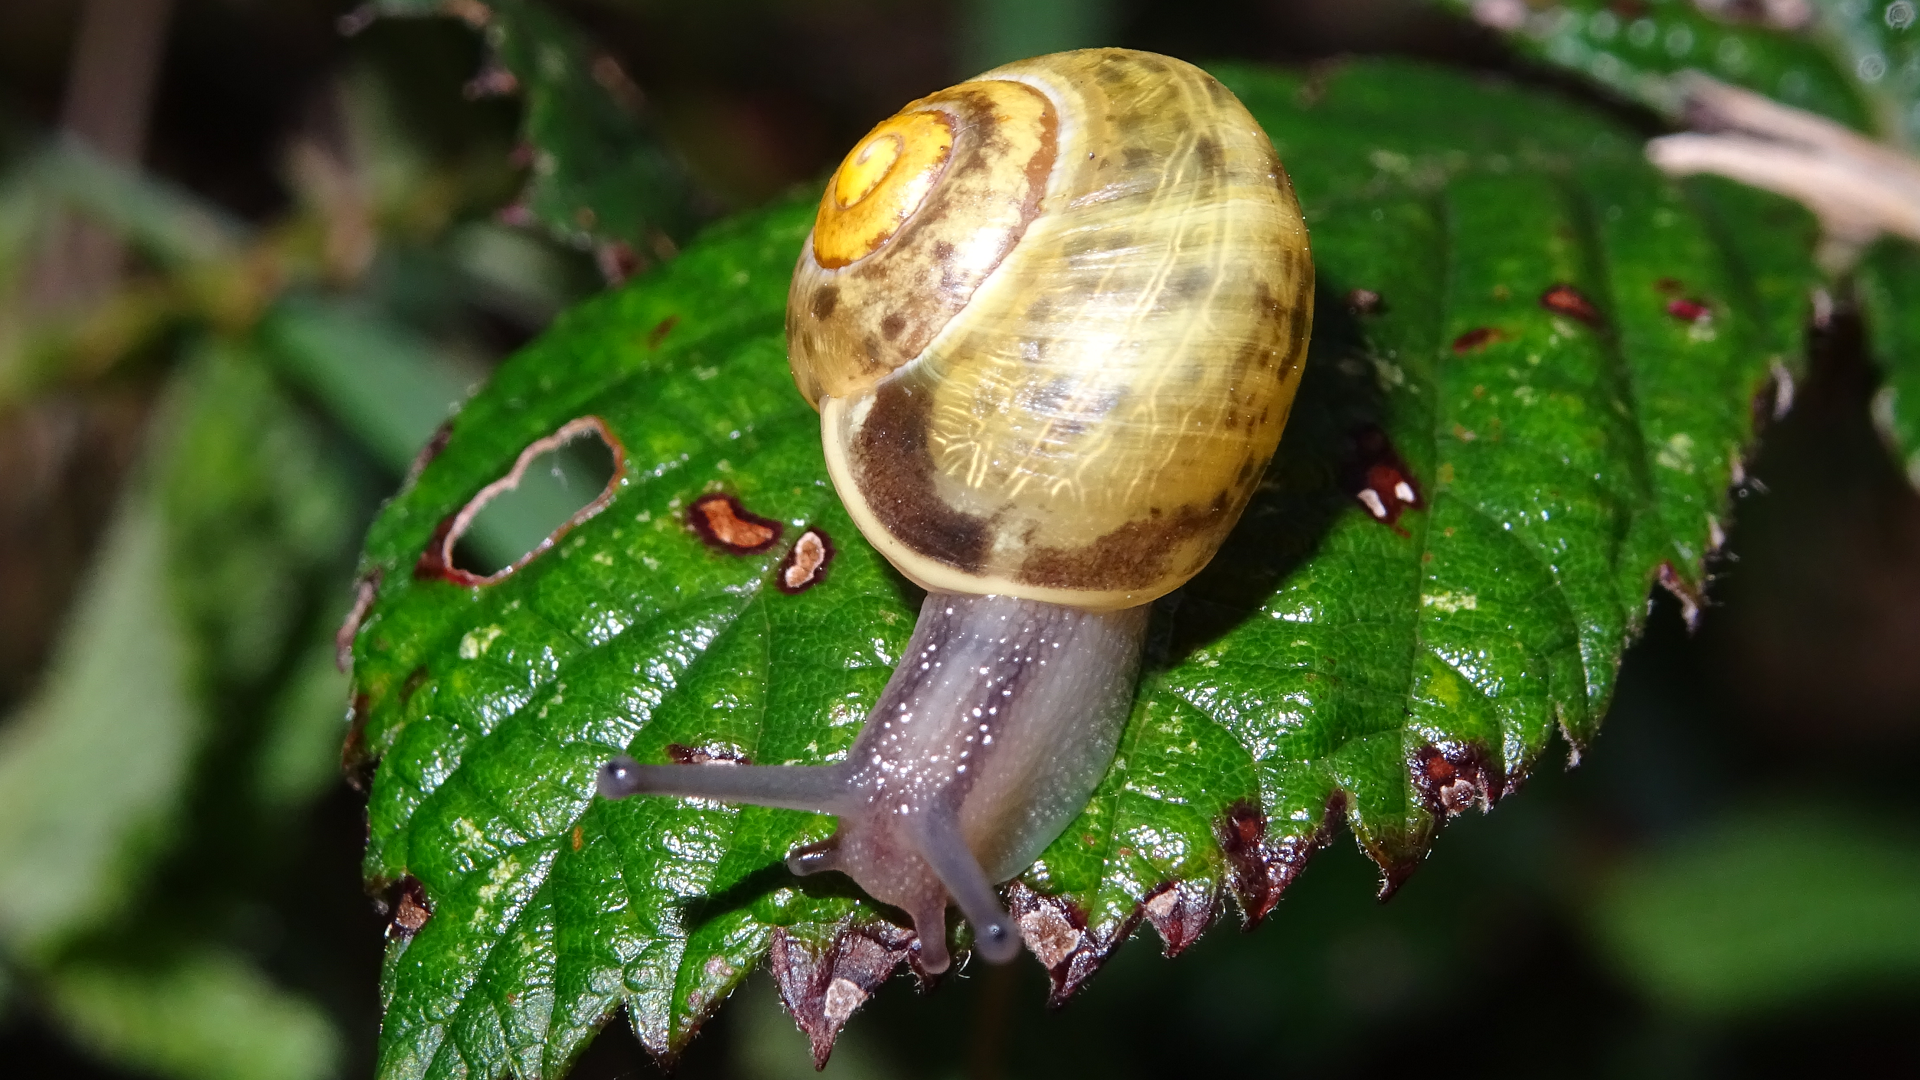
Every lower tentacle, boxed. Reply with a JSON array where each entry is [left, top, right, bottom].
[[785, 836, 842, 876], [907, 808, 1021, 965]]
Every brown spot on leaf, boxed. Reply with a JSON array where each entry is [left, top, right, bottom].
[[595, 240, 640, 284], [646, 314, 679, 349], [687, 492, 783, 555], [570, 824, 584, 851], [1657, 561, 1704, 632], [1346, 287, 1384, 315], [1007, 881, 1137, 1006], [775, 527, 835, 594], [1666, 297, 1711, 323], [341, 692, 374, 791], [386, 877, 432, 938], [1540, 282, 1602, 326], [664, 742, 751, 766], [1345, 426, 1424, 533], [415, 416, 626, 586], [769, 920, 916, 1069], [399, 664, 429, 706], [1216, 798, 1335, 924], [404, 421, 453, 489], [1141, 880, 1218, 957], [1451, 326, 1507, 354], [1410, 742, 1501, 820], [335, 570, 381, 672]]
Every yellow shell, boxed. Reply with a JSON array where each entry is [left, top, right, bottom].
[[787, 48, 1313, 610]]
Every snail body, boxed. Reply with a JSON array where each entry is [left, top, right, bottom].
[[601, 48, 1312, 973]]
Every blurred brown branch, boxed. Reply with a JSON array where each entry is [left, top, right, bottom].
[[28, 0, 175, 317]]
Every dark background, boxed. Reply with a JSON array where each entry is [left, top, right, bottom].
[[2, 1, 1917, 1077]]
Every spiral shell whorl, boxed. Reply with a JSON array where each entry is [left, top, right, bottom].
[[790, 48, 1313, 610]]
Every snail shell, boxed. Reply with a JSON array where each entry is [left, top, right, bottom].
[[788, 47, 1313, 610], [603, 49, 1312, 974]]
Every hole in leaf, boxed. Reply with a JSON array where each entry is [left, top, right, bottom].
[[419, 416, 624, 585]]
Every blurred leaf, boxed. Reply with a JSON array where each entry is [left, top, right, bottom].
[[261, 297, 474, 475], [1435, 0, 1877, 134], [962, 0, 1112, 73], [28, 139, 248, 267], [0, 340, 361, 1075], [255, 634, 355, 812], [162, 344, 358, 688], [259, 295, 601, 569], [45, 949, 342, 1080], [0, 341, 359, 955], [0, 165, 48, 283], [1857, 239, 1920, 487], [376, 0, 699, 263], [0, 143, 268, 403], [1590, 808, 1920, 1013], [348, 59, 1825, 1076], [0, 458, 197, 958], [447, 220, 594, 325]]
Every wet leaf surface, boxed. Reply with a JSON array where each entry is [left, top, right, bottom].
[[347, 60, 1821, 1077]]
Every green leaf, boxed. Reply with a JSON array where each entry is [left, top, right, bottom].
[[373, 0, 698, 262], [348, 59, 1821, 1076], [1857, 239, 1920, 487], [44, 949, 343, 1080], [1589, 807, 1920, 1013], [1434, 0, 1879, 134]]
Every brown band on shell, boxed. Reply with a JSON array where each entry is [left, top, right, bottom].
[[1016, 496, 1225, 593], [850, 380, 992, 572]]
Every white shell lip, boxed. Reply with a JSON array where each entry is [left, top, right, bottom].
[[821, 393, 1161, 612]]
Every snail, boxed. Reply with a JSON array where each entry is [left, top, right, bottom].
[[599, 48, 1312, 974]]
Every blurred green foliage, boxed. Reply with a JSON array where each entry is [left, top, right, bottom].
[[1592, 806, 1920, 1013], [0, 10, 607, 1077]]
